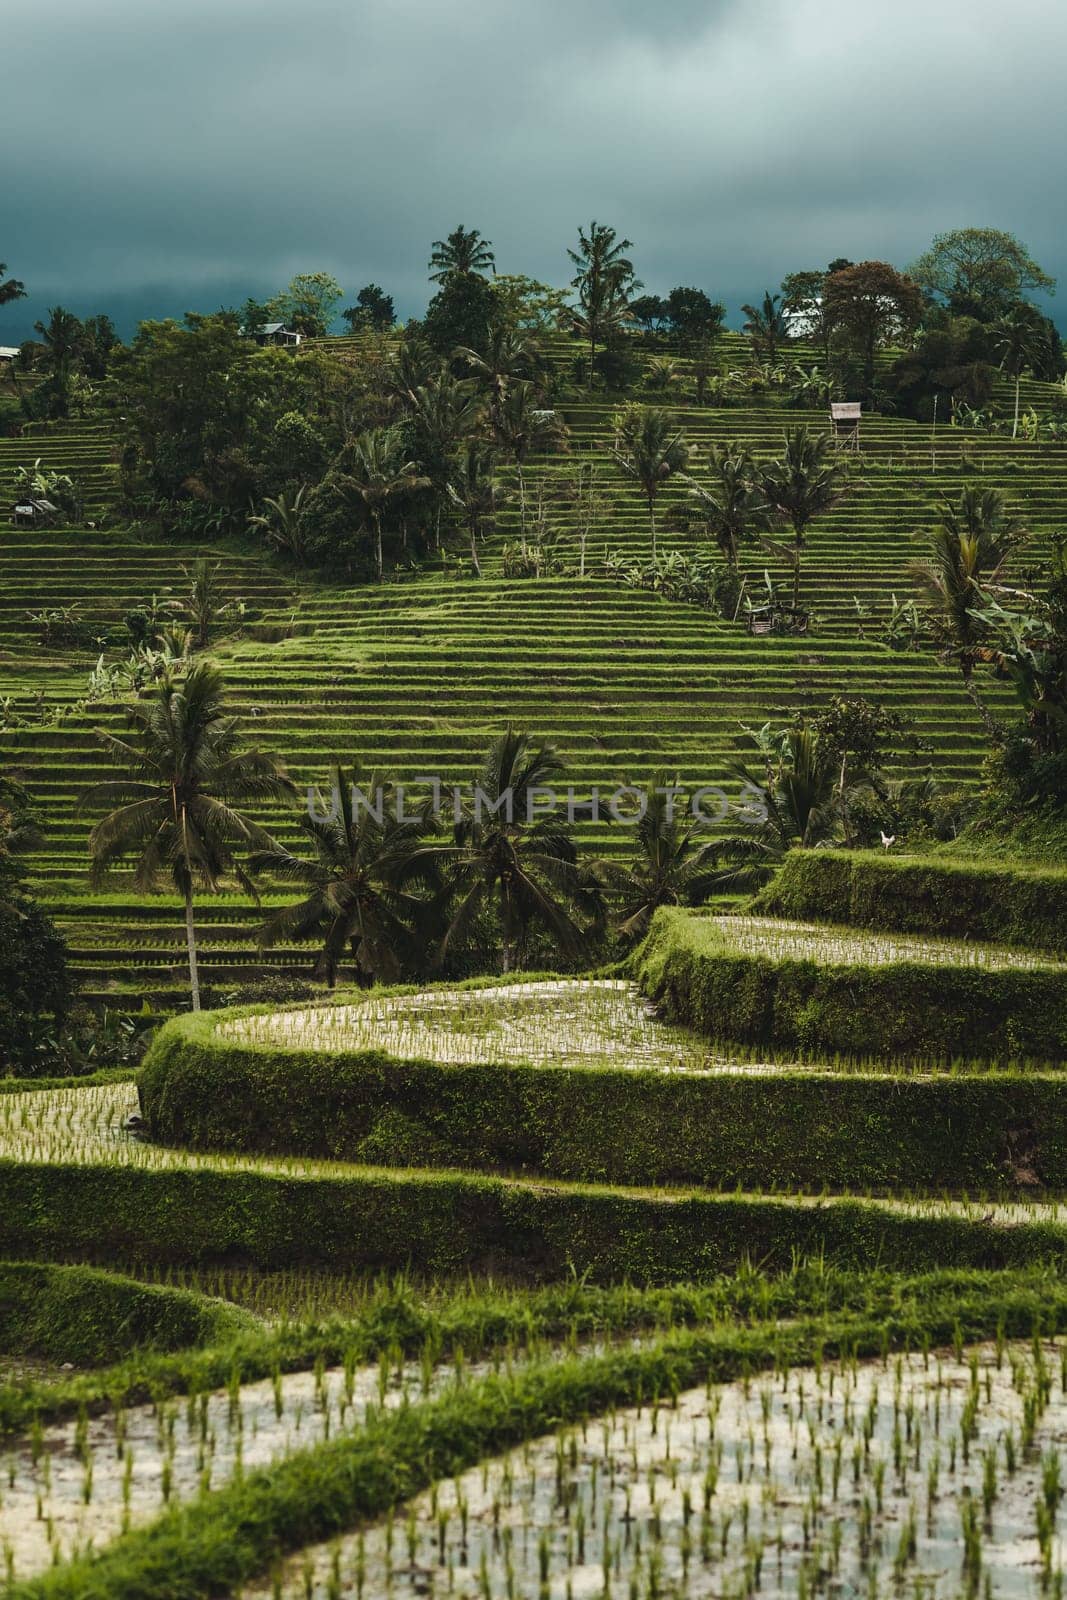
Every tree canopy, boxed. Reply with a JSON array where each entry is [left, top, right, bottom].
[[910, 228, 1055, 319]]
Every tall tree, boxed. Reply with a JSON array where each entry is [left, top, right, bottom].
[[910, 228, 1055, 319], [822, 261, 924, 391], [0, 263, 26, 308], [604, 773, 720, 940], [268, 272, 343, 337], [33, 306, 84, 375], [338, 427, 430, 581], [0, 776, 71, 1073], [491, 382, 569, 546], [81, 663, 294, 1011], [567, 221, 639, 390], [712, 726, 839, 890], [741, 291, 789, 364], [428, 728, 583, 973], [408, 371, 483, 545], [629, 295, 668, 334], [610, 404, 688, 561], [757, 427, 849, 608], [780, 269, 830, 348], [665, 287, 725, 347], [342, 284, 395, 332], [993, 304, 1049, 439], [422, 272, 497, 359], [250, 763, 438, 986], [680, 443, 761, 569], [429, 226, 495, 283], [911, 487, 1024, 732], [446, 443, 509, 577], [453, 324, 546, 425]]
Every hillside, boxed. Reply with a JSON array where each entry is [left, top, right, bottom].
[[1, 342, 1063, 1004]]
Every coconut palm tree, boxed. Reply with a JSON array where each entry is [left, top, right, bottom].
[[385, 338, 443, 411], [81, 663, 294, 1011], [491, 382, 569, 547], [680, 443, 762, 570], [567, 221, 639, 389], [602, 774, 721, 940], [338, 427, 430, 581], [742, 291, 789, 365], [711, 726, 838, 891], [911, 486, 1025, 734], [408, 374, 484, 548], [428, 728, 583, 973], [453, 325, 547, 425], [429, 225, 495, 283], [756, 427, 849, 608], [33, 306, 83, 375], [446, 443, 509, 577], [611, 404, 689, 561], [993, 305, 1047, 439], [249, 763, 439, 986]]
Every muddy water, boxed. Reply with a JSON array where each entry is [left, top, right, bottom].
[[0, 1352, 451, 1580], [249, 1340, 1067, 1599]]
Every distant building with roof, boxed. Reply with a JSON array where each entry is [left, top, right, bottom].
[[245, 323, 303, 348]]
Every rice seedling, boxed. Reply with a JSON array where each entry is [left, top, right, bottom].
[[713, 915, 1063, 972], [220, 979, 732, 1074], [242, 1339, 1067, 1599]]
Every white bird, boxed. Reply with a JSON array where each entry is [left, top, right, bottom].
[[880, 831, 896, 850]]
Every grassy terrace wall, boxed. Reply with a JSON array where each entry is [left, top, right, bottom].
[[754, 849, 1067, 954], [0, 1260, 248, 1364], [636, 907, 1067, 1063], [140, 1004, 1067, 1194], [7, 1160, 1067, 1282]]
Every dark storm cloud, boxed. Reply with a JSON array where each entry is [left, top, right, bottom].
[[2, 0, 1063, 337]]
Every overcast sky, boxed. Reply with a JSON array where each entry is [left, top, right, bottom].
[[2, 0, 1063, 340]]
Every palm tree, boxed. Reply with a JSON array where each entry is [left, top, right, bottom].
[[742, 292, 789, 365], [446, 443, 509, 577], [453, 325, 546, 425], [338, 427, 430, 581], [428, 728, 583, 973], [680, 443, 762, 569], [249, 763, 439, 986], [712, 727, 838, 891], [33, 306, 83, 375], [756, 427, 849, 608], [385, 338, 443, 411], [248, 486, 309, 563], [182, 558, 235, 650], [408, 374, 484, 547], [491, 382, 569, 547], [80, 663, 294, 1011], [567, 221, 639, 389], [993, 305, 1047, 439], [429, 225, 495, 283], [0, 263, 26, 307], [610, 405, 689, 561], [911, 486, 1025, 733], [604, 775, 720, 940]]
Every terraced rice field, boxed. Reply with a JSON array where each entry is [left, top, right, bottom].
[[250, 1341, 1067, 1600], [1, 835, 1065, 1596], [1, 341, 1063, 1004]]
